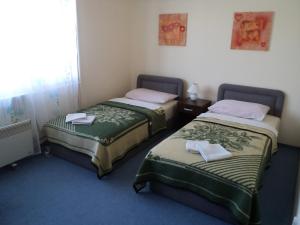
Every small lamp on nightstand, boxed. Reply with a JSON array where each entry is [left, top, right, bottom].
[[187, 83, 199, 101]]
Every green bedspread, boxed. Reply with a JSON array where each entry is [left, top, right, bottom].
[[100, 101, 166, 137], [45, 101, 166, 177], [46, 101, 166, 146], [133, 117, 277, 225]]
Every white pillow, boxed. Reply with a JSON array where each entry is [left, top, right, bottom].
[[125, 88, 178, 104], [208, 99, 270, 121]]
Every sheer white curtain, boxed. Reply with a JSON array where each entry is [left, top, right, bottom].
[[0, 0, 79, 153]]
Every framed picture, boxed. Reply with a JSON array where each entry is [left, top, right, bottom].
[[159, 13, 188, 46], [230, 12, 274, 51]]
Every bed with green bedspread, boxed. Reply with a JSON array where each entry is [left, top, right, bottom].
[[45, 101, 166, 177], [134, 116, 277, 225]]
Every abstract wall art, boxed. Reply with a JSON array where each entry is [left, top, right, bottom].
[[230, 12, 274, 51], [159, 13, 188, 46]]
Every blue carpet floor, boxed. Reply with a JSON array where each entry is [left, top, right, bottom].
[[0, 136, 299, 225]]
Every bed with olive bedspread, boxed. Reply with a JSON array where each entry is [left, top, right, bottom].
[[134, 83, 284, 225], [44, 74, 183, 178], [134, 116, 277, 225]]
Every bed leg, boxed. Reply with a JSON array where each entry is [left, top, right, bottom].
[[97, 173, 104, 180], [133, 183, 146, 193]]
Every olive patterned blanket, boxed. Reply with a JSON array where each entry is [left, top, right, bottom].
[[47, 101, 166, 145], [133, 117, 277, 225], [45, 101, 166, 177]]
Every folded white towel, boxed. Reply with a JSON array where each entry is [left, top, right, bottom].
[[66, 113, 87, 123], [71, 115, 96, 125], [186, 140, 209, 154], [186, 140, 232, 162]]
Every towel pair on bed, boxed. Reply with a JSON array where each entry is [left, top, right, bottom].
[[186, 140, 232, 162]]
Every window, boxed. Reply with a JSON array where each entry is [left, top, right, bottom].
[[0, 0, 78, 99]]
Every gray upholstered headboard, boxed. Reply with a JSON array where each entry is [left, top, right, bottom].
[[217, 83, 285, 117], [137, 74, 184, 99]]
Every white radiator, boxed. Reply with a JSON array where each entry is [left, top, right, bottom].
[[0, 119, 34, 168]]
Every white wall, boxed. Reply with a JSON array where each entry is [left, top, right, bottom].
[[76, 0, 134, 108], [129, 0, 300, 147]]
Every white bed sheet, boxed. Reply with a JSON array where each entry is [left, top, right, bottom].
[[198, 112, 280, 136], [110, 98, 177, 121]]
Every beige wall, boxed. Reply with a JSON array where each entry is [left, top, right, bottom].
[[76, 0, 134, 108], [129, 0, 300, 147]]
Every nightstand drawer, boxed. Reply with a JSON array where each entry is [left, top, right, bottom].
[[178, 103, 203, 116], [177, 98, 211, 128]]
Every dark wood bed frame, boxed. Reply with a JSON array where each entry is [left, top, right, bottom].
[[148, 83, 285, 225], [45, 74, 184, 175]]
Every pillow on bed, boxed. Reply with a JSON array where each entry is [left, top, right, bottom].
[[208, 99, 270, 121], [125, 88, 177, 104]]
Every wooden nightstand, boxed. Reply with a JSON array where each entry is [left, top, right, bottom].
[[177, 98, 211, 126]]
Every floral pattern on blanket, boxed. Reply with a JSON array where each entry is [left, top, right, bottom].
[[173, 121, 262, 151], [134, 117, 277, 225], [82, 105, 136, 126]]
